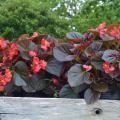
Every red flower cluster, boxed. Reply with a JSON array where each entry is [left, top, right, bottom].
[[0, 69, 12, 92], [3, 42, 19, 62], [31, 57, 47, 73], [96, 23, 120, 39], [103, 61, 115, 73], [109, 27, 120, 38], [40, 38, 50, 51]]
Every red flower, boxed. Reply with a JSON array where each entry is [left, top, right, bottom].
[[0, 69, 12, 92], [83, 65, 92, 72], [103, 61, 115, 73], [0, 37, 8, 49], [4, 69, 12, 82], [31, 57, 41, 73], [39, 60, 47, 70], [29, 50, 37, 57], [32, 32, 39, 37], [40, 38, 50, 51], [53, 79, 59, 86], [31, 57, 47, 73], [109, 27, 119, 37], [8, 43, 19, 60]]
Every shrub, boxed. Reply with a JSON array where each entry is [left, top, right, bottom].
[[0, 0, 70, 40]]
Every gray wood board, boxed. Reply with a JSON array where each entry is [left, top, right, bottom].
[[0, 97, 120, 120]]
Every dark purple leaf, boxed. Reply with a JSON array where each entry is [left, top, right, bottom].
[[102, 49, 119, 63], [66, 32, 83, 39], [100, 34, 114, 41], [46, 59, 64, 77], [53, 44, 76, 62], [91, 51, 104, 71], [13, 72, 27, 86], [84, 89, 101, 104], [68, 64, 91, 87], [84, 41, 102, 57], [59, 84, 78, 98], [22, 73, 46, 93]]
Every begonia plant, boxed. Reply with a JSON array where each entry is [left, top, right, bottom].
[[0, 23, 120, 104]]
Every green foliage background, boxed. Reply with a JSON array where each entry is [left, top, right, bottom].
[[0, 0, 120, 40]]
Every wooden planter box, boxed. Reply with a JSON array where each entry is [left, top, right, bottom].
[[0, 97, 119, 120]]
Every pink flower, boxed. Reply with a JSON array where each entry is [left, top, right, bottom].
[[40, 38, 50, 51], [96, 22, 106, 31], [39, 60, 47, 70], [29, 50, 37, 57], [103, 61, 115, 73], [83, 65, 92, 72], [32, 32, 39, 37], [96, 22, 107, 35]]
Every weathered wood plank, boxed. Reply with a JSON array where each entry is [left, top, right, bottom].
[[0, 97, 120, 120]]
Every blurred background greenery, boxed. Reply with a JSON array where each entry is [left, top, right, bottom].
[[0, 0, 120, 40]]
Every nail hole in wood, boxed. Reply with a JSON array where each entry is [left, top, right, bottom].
[[93, 108, 103, 115]]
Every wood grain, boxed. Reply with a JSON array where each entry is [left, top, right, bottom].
[[0, 97, 120, 120]]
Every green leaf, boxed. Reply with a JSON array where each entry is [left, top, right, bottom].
[[102, 49, 119, 63], [92, 82, 108, 92], [46, 58, 64, 77], [59, 84, 78, 98], [68, 64, 91, 87], [84, 89, 101, 104]]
